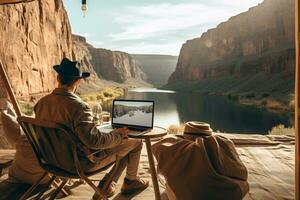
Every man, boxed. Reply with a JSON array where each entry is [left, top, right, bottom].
[[34, 58, 148, 198]]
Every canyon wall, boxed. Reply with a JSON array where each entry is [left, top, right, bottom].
[[132, 54, 178, 87], [72, 35, 98, 80], [0, 0, 76, 148], [168, 0, 295, 99], [0, 0, 74, 100], [73, 34, 147, 83]]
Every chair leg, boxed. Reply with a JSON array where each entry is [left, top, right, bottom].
[[49, 179, 68, 200], [52, 179, 70, 197], [19, 172, 48, 200], [82, 176, 107, 200], [34, 175, 57, 200]]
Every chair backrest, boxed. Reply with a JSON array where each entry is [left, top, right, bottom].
[[17, 116, 80, 173]]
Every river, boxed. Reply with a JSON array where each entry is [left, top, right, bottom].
[[114, 88, 292, 134]]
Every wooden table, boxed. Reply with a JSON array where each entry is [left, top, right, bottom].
[[129, 127, 167, 200]]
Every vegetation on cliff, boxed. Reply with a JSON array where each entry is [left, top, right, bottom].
[[166, 0, 294, 112]]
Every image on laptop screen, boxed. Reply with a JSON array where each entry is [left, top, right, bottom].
[[112, 100, 154, 128]]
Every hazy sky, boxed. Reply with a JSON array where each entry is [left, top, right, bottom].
[[64, 0, 263, 55]]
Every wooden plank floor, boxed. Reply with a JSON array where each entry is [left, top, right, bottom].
[[0, 147, 167, 200], [0, 135, 295, 200]]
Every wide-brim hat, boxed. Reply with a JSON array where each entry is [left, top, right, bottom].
[[184, 121, 213, 136], [53, 57, 90, 78]]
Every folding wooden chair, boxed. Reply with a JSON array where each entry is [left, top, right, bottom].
[[17, 116, 120, 200]]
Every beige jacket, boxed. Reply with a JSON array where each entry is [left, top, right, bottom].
[[3, 88, 122, 183], [34, 88, 123, 163]]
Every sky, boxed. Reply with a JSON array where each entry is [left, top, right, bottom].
[[64, 0, 264, 56]]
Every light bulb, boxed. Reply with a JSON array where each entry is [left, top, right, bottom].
[[81, 4, 88, 17]]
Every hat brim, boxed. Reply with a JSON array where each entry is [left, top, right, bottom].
[[53, 65, 90, 79]]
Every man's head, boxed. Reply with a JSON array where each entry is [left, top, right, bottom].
[[53, 58, 90, 91], [57, 74, 81, 88]]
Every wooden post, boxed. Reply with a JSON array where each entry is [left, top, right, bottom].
[[0, 60, 22, 117], [145, 138, 161, 200], [295, 0, 300, 199]]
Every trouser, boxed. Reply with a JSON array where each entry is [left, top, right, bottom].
[[88, 138, 143, 183]]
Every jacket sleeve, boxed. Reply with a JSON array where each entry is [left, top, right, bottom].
[[72, 102, 123, 150]]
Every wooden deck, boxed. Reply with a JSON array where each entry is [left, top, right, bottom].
[[0, 134, 295, 200], [0, 147, 168, 200]]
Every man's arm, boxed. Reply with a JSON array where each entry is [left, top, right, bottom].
[[73, 102, 124, 150]]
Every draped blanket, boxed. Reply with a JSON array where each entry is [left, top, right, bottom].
[[152, 135, 249, 200]]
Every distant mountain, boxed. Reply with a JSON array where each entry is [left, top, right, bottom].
[[131, 54, 178, 87], [73, 35, 147, 84], [167, 0, 294, 104]]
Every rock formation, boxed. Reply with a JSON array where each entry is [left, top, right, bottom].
[[168, 0, 295, 97], [0, 0, 147, 148], [132, 54, 178, 87], [72, 35, 99, 80], [0, 0, 147, 101], [73, 34, 147, 83], [0, 0, 76, 148], [0, 0, 74, 100]]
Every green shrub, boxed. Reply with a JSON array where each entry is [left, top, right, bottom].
[[103, 92, 113, 97], [245, 93, 255, 99], [268, 124, 294, 136], [261, 100, 267, 106], [96, 94, 104, 100], [19, 102, 34, 116], [262, 93, 270, 98], [88, 95, 96, 101], [227, 94, 239, 101]]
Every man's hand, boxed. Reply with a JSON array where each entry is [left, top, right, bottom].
[[112, 127, 129, 140]]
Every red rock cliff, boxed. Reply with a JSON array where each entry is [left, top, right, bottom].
[[73, 34, 147, 83], [0, 0, 75, 100], [168, 0, 294, 95], [0, 0, 77, 148]]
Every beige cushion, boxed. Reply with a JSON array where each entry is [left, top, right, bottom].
[[1, 110, 21, 147], [0, 104, 48, 184]]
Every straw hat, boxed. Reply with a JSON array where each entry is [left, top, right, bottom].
[[183, 121, 213, 136]]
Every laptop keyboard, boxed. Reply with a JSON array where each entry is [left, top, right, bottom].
[[98, 125, 151, 136]]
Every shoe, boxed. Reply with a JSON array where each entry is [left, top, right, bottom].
[[92, 181, 116, 199], [121, 178, 149, 195]]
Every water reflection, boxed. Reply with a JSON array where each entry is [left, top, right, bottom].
[[117, 88, 292, 134]]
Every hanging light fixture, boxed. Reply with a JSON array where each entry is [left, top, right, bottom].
[[81, 0, 88, 17]]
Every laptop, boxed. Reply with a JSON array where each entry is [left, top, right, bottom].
[[98, 99, 155, 136]]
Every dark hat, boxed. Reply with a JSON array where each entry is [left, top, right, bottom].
[[53, 58, 90, 78]]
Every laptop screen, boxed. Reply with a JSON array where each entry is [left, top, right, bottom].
[[112, 100, 154, 128]]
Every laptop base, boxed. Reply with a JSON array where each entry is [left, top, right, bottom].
[[98, 125, 152, 136]]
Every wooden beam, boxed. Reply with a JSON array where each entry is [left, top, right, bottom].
[[0, 60, 22, 117], [295, 0, 300, 199], [0, 0, 35, 5]]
